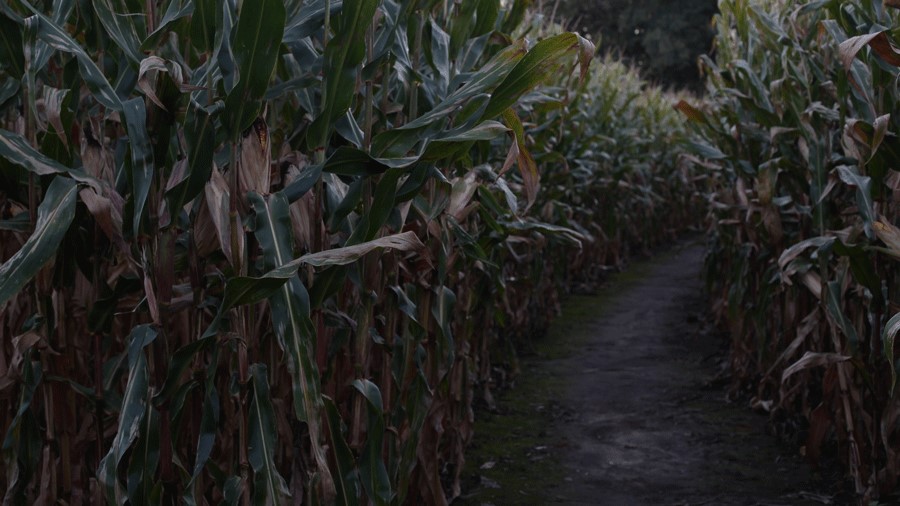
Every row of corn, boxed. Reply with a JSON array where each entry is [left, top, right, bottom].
[[687, 0, 900, 501], [0, 0, 700, 503]]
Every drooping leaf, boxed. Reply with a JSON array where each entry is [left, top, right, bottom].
[[481, 32, 594, 120], [0, 176, 77, 307], [92, 0, 145, 64], [23, 12, 123, 110], [0, 129, 98, 188]]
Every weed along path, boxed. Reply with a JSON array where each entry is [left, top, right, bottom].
[[459, 239, 830, 506]]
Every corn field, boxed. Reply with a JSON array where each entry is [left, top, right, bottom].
[[684, 0, 900, 502], [0, 0, 703, 503]]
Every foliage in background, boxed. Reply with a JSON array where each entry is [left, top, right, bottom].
[[0, 0, 700, 503], [555, 0, 719, 89], [684, 0, 900, 501]]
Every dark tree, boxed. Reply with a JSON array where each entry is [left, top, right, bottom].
[[556, 0, 718, 89]]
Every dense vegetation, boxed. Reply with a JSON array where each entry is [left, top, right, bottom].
[[685, 0, 900, 501], [0, 0, 700, 503]]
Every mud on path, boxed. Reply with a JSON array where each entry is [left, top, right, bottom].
[[459, 239, 837, 506]]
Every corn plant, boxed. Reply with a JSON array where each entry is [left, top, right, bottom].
[[685, 0, 900, 500]]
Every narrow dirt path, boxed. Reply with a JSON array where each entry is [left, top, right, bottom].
[[459, 239, 833, 506]]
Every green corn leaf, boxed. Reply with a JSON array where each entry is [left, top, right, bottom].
[[501, 0, 529, 33], [0, 76, 19, 111], [352, 379, 391, 505], [324, 397, 361, 506], [421, 120, 510, 161], [92, 0, 145, 64], [352, 379, 393, 506], [166, 106, 216, 216], [98, 325, 156, 505], [428, 19, 451, 96], [481, 32, 594, 120], [153, 336, 216, 405], [283, 0, 345, 43], [372, 42, 527, 157], [183, 387, 219, 505], [23, 12, 123, 110], [323, 146, 412, 177], [122, 98, 154, 235], [0, 176, 77, 307], [144, 0, 194, 50], [223, 0, 285, 137], [126, 402, 160, 506], [825, 279, 860, 351], [431, 286, 457, 365], [190, 0, 216, 52], [836, 165, 874, 238], [248, 364, 291, 506], [473, 0, 499, 37], [0, 129, 98, 188], [346, 169, 404, 245], [449, 0, 478, 57], [1, 359, 42, 502], [308, 0, 377, 151]]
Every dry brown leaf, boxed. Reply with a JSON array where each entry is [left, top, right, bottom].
[[839, 31, 900, 70], [79, 187, 128, 255], [137, 56, 186, 111], [238, 116, 272, 203], [782, 351, 851, 382], [447, 171, 479, 221], [874, 217, 900, 259], [296, 231, 425, 268], [80, 120, 115, 183], [205, 168, 245, 268]]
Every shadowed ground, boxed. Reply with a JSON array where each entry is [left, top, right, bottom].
[[459, 239, 837, 506]]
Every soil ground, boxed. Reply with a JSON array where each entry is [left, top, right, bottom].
[[458, 238, 846, 506]]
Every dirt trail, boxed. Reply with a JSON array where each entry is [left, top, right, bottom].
[[459, 239, 834, 506]]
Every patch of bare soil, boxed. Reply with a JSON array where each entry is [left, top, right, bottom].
[[459, 239, 844, 506]]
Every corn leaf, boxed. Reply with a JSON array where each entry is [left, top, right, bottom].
[[0, 129, 98, 188], [223, 0, 285, 137], [308, 0, 377, 150], [123, 98, 154, 235], [98, 325, 157, 505], [481, 32, 594, 120], [883, 313, 900, 396], [248, 364, 291, 506], [352, 379, 391, 505], [250, 191, 335, 497], [91, 0, 144, 64], [0, 176, 77, 307], [23, 12, 123, 110]]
